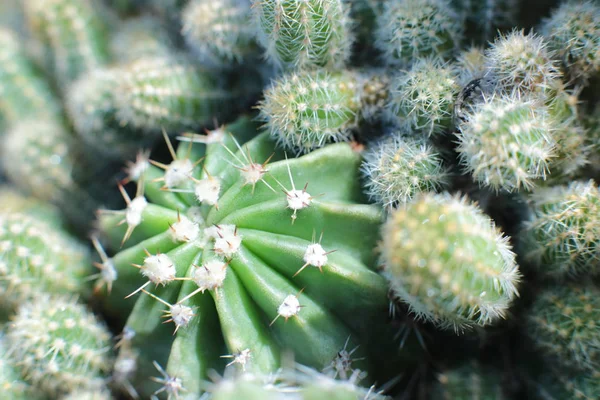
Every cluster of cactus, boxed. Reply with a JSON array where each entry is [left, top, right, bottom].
[[0, 0, 599, 399]]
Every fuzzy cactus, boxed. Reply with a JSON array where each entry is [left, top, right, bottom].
[[0, 27, 61, 126], [0, 338, 44, 400], [484, 30, 561, 96], [251, 0, 354, 70], [375, 0, 464, 67], [525, 284, 600, 372], [520, 180, 600, 277], [388, 58, 460, 135], [360, 131, 448, 208], [109, 16, 173, 63], [182, 0, 256, 65], [60, 388, 114, 400], [96, 116, 402, 397], [431, 362, 506, 400], [259, 70, 361, 153], [23, 0, 111, 86], [6, 295, 113, 396], [0, 186, 64, 227], [540, 0, 600, 84], [456, 94, 556, 192], [0, 211, 91, 311], [381, 192, 521, 331]]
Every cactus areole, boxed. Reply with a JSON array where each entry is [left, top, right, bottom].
[[97, 117, 397, 397]]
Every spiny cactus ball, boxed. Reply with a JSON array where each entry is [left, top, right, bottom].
[[110, 16, 172, 63], [259, 70, 360, 153], [0, 212, 91, 310], [484, 29, 561, 96], [0, 339, 44, 400], [456, 94, 556, 192], [431, 362, 506, 400], [388, 58, 460, 135], [525, 284, 600, 372], [521, 180, 600, 277], [6, 295, 113, 396], [375, 0, 464, 67], [182, 0, 254, 64], [541, 0, 600, 83], [251, 0, 353, 70], [381, 193, 521, 331], [360, 132, 448, 208]]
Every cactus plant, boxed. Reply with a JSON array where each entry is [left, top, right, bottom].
[[360, 131, 449, 208], [96, 116, 401, 397], [251, 0, 354, 70], [375, 0, 464, 67], [520, 180, 600, 277], [540, 0, 600, 84], [380, 192, 521, 331], [109, 15, 173, 63], [431, 361, 506, 400], [456, 93, 556, 192], [0, 338, 44, 400], [6, 295, 113, 396], [452, 0, 518, 42]]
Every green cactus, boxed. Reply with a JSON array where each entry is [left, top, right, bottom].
[[360, 131, 449, 208], [182, 0, 256, 65], [0, 27, 62, 127], [259, 69, 361, 154], [375, 0, 464, 67], [0, 338, 44, 400], [525, 283, 600, 373], [520, 180, 600, 278], [531, 368, 600, 400], [23, 0, 111, 86], [60, 388, 114, 400], [388, 58, 460, 136], [96, 116, 401, 397], [431, 361, 506, 400], [0, 186, 64, 227], [0, 211, 91, 311], [380, 192, 521, 331], [456, 93, 556, 192], [452, 0, 518, 42], [6, 295, 113, 396], [109, 16, 173, 63], [251, 0, 354, 70], [540, 0, 600, 84]]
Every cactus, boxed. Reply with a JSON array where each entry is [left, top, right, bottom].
[[0, 338, 44, 400], [60, 388, 114, 400], [375, 0, 464, 67], [182, 0, 256, 65], [6, 295, 113, 396], [0, 211, 91, 311], [380, 192, 521, 331], [540, 0, 600, 84], [114, 55, 233, 134], [0, 28, 61, 126], [484, 29, 561, 96], [388, 58, 460, 136], [431, 361, 506, 400], [525, 283, 600, 372], [520, 180, 600, 277], [110, 16, 173, 63], [0, 186, 64, 227], [251, 0, 354, 70], [456, 94, 556, 192], [531, 368, 600, 400], [360, 131, 449, 208], [452, 0, 519, 42], [96, 116, 401, 397], [259, 70, 361, 153], [23, 0, 111, 86]]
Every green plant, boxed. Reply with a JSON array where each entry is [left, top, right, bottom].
[[431, 361, 506, 399]]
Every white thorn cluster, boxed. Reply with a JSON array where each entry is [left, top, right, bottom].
[[168, 304, 194, 329], [194, 176, 221, 205], [151, 361, 185, 399], [303, 243, 328, 269], [142, 253, 176, 285], [241, 163, 267, 186], [286, 189, 312, 212], [191, 259, 228, 292], [205, 224, 242, 258], [170, 216, 200, 242], [222, 348, 252, 371], [125, 196, 148, 227], [277, 294, 301, 319], [164, 159, 194, 188]]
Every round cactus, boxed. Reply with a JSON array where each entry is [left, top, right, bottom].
[[388, 58, 460, 135], [520, 180, 600, 277], [182, 0, 255, 65], [251, 0, 354, 70], [525, 284, 600, 372], [360, 132, 448, 208], [6, 295, 113, 396], [456, 94, 556, 192], [540, 0, 600, 83], [375, 0, 464, 67], [0, 186, 64, 227], [380, 192, 521, 331], [431, 361, 506, 400], [0, 211, 91, 311], [23, 0, 111, 86], [0, 338, 44, 400], [259, 70, 361, 153], [60, 388, 114, 400], [109, 16, 173, 63], [0, 28, 61, 127], [532, 368, 600, 400], [96, 116, 403, 397], [484, 29, 561, 96], [114, 55, 232, 134]]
